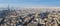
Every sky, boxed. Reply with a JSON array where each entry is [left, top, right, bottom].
[[0, 0, 60, 7]]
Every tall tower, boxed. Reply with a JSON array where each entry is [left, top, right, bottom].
[[7, 4, 10, 11]]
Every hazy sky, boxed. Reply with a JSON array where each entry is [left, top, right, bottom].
[[0, 0, 60, 7]]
